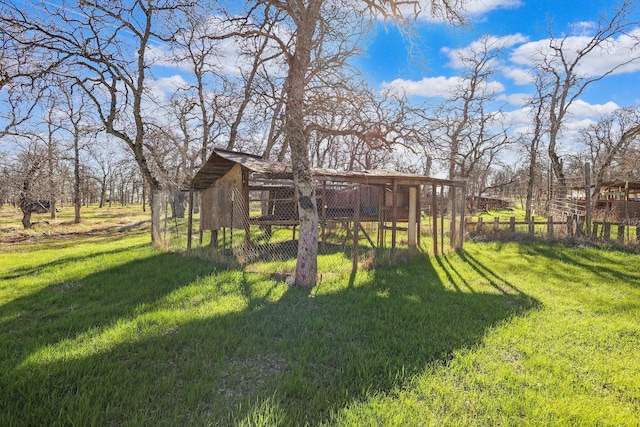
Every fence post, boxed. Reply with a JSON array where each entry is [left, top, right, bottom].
[[576, 217, 584, 236], [637, 225, 640, 243], [603, 222, 611, 240], [593, 221, 599, 238], [585, 162, 592, 236], [450, 184, 457, 249], [547, 216, 554, 239], [618, 224, 625, 244], [528, 216, 535, 236], [567, 216, 574, 236], [510, 216, 516, 233], [459, 182, 466, 250], [353, 186, 360, 269], [187, 188, 194, 252], [432, 182, 438, 255], [477, 217, 484, 234]]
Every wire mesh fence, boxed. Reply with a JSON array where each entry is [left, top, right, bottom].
[[178, 181, 466, 273]]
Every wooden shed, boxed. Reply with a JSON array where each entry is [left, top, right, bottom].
[[190, 148, 466, 257]]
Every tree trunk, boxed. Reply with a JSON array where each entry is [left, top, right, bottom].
[[170, 190, 186, 218], [20, 208, 32, 229], [149, 186, 163, 246], [524, 145, 537, 222], [73, 134, 81, 223], [99, 175, 107, 208], [286, 0, 322, 287]]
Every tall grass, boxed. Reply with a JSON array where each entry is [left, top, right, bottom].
[[1, 205, 639, 426]]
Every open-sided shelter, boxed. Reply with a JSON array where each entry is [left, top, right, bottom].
[[189, 148, 466, 260]]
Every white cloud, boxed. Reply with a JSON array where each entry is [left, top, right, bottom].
[[382, 75, 504, 99], [399, 0, 522, 22], [569, 21, 598, 36], [496, 92, 529, 106], [501, 65, 533, 85], [461, 0, 523, 17], [443, 33, 529, 68], [147, 75, 190, 102], [567, 99, 619, 118], [510, 29, 640, 78]]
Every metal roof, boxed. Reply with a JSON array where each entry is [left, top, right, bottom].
[[191, 148, 463, 189]]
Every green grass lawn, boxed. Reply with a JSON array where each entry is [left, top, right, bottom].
[[1, 205, 639, 426]]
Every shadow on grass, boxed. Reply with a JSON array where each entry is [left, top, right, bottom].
[[0, 249, 539, 426], [519, 242, 640, 286]]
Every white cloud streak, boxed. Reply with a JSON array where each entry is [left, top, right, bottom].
[[381, 75, 505, 99]]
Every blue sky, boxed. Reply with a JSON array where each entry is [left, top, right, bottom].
[[357, 0, 640, 115]]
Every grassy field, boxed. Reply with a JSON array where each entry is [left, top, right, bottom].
[[1, 205, 639, 426]]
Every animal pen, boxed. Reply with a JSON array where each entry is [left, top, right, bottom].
[[189, 149, 466, 263]]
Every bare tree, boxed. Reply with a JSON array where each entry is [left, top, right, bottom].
[[521, 74, 549, 221], [530, 1, 640, 200], [421, 35, 512, 182], [0, 0, 197, 243], [54, 83, 93, 223], [581, 107, 640, 197], [240, 0, 465, 286], [7, 135, 48, 228]]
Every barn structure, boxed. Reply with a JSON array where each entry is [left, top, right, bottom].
[[592, 180, 640, 220], [188, 148, 466, 262]]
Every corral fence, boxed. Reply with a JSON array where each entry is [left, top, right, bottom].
[[466, 214, 640, 245]]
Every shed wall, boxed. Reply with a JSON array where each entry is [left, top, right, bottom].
[[200, 164, 245, 230]]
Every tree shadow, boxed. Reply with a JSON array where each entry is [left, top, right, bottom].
[[1, 250, 539, 426], [519, 242, 640, 287], [0, 252, 222, 373]]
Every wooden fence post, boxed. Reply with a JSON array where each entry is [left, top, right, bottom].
[[585, 162, 592, 236], [187, 188, 194, 252], [353, 186, 360, 269], [567, 216, 574, 236], [617, 224, 625, 244], [576, 217, 584, 236], [593, 221, 599, 238], [528, 216, 535, 236], [450, 185, 457, 249], [459, 182, 466, 250], [510, 216, 516, 233], [547, 216, 554, 239], [637, 225, 640, 243], [477, 217, 484, 234], [432, 183, 438, 256], [603, 222, 611, 240], [494, 217, 499, 232]]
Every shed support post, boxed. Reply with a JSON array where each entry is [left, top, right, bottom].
[[353, 186, 360, 270], [408, 186, 417, 247], [187, 188, 194, 252], [392, 179, 398, 252], [440, 185, 445, 255], [450, 185, 457, 249], [432, 182, 438, 256], [585, 162, 592, 236], [416, 186, 421, 247], [459, 182, 466, 249]]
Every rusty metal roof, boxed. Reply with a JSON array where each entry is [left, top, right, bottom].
[[191, 148, 462, 189]]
